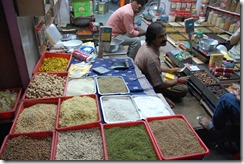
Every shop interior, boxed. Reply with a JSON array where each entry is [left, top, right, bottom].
[[0, 0, 241, 160]]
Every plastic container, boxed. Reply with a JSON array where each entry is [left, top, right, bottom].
[[0, 88, 22, 119], [168, 11, 176, 22], [53, 123, 106, 160], [145, 115, 210, 160], [207, 10, 214, 23], [56, 94, 101, 131], [102, 121, 162, 160], [32, 52, 72, 74], [71, 49, 93, 62], [23, 72, 68, 100], [0, 131, 55, 160], [223, 14, 233, 31], [9, 98, 59, 134]]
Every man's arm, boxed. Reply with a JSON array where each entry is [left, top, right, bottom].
[[230, 31, 240, 45], [135, 26, 146, 36]]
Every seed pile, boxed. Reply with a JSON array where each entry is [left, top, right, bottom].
[[66, 77, 95, 96], [101, 96, 140, 123], [14, 103, 57, 133], [104, 124, 158, 160], [97, 77, 128, 94], [55, 128, 104, 160], [59, 96, 98, 127], [39, 57, 69, 72], [25, 73, 66, 99], [148, 118, 205, 159], [0, 135, 52, 160]]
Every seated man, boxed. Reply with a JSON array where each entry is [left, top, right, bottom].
[[198, 91, 240, 131], [106, 0, 148, 60], [135, 21, 188, 107]]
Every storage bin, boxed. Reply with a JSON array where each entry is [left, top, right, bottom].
[[102, 121, 161, 160], [145, 115, 209, 160], [33, 52, 72, 75], [0, 88, 22, 119], [56, 94, 101, 131], [53, 123, 106, 160], [0, 131, 55, 160], [23, 72, 68, 100], [9, 98, 59, 134]]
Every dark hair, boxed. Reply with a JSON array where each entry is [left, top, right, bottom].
[[135, 0, 148, 5], [145, 21, 166, 45]]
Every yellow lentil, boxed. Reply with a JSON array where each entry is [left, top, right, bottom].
[[39, 57, 69, 72]]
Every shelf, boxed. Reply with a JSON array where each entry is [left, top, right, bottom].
[[207, 5, 240, 16]]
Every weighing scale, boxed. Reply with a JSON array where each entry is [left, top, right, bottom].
[[184, 18, 194, 53], [98, 26, 112, 58]]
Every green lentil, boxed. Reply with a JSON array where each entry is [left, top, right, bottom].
[[39, 57, 69, 72], [104, 124, 158, 160]]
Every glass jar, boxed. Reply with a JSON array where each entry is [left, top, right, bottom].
[[207, 10, 214, 23]]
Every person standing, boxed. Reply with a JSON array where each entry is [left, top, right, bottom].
[[135, 21, 188, 107], [106, 0, 148, 60]]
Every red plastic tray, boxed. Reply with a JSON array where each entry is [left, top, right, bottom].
[[145, 115, 209, 160], [23, 72, 68, 100], [0, 131, 55, 160], [9, 98, 60, 134], [32, 52, 72, 74], [56, 94, 101, 131], [102, 121, 162, 160], [0, 88, 22, 119], [52, 123, 106, 160]]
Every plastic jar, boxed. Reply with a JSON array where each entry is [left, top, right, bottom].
[[223, 15, 233, 31], [216, 17, 224, 27], [176, 0, 181, 10], [170, 0, 177, 11], [211, 13, 218, 25], [207, 10, 214, 23], [168, 11, 176, 22]]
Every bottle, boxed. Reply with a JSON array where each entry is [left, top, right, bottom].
[[72, 50, 93, 62], [194, 32, 203, 47]]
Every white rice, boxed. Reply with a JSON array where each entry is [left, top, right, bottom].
[[101, 96, 141, 123]]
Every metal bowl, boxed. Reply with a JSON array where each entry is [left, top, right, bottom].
[[199, 38, 218, 51], [104, 38, 124, 53]]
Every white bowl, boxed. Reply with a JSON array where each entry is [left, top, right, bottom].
[[62, 40, 83, 50]]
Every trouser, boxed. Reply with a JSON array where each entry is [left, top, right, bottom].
[[154, 84, 188, 100], [212, 93, 240, 130], [115, 34, 141, 60]]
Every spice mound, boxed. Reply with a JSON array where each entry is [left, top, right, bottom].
[[39, 57, 69, 72], [56, 128, 104, 160], [59, 96, 98, 127], [14, 103, 57, 133], [0, 135, 52, 160], [104, 124, 158, 160], [149, 118, 205, 159], [25, 73, 66, 99], [97, 76, 128, 94]]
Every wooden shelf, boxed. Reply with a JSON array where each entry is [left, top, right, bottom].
[[207, 5, 240, 16]]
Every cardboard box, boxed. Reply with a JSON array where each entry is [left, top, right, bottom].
[[72, 0, 92, 18], [209, 54, 224, 68]]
